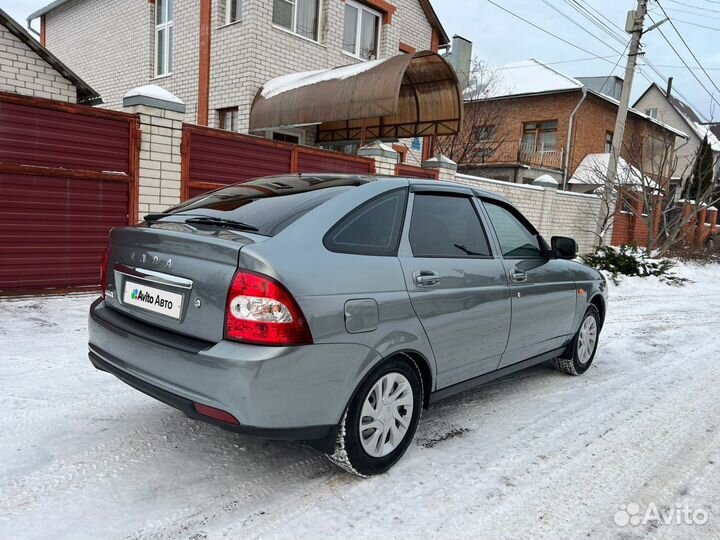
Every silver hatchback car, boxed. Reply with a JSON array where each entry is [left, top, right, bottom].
[[89, 174, 607, 476]]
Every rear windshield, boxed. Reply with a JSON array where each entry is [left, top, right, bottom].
[[153, 176, 367, 236]]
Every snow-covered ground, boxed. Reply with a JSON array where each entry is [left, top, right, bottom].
[[1, 263, 719, 540]]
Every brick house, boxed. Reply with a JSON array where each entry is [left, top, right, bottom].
[[458, 60, 686, 191], [28, 0, 449, 162], [633, 79, 720, 193], [0, 7, 98, 104]]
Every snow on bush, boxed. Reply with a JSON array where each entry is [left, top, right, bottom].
[[581, 245, 689, 286]]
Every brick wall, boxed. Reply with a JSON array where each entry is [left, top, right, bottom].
[[45, 0, 152, 110], [462, 91, 678, 182], [0, 24, 76, 102], [43, 0, 434, 130], [453, 173, 603, 253]]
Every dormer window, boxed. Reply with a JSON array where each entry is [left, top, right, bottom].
[[343, 0, 381, 60]]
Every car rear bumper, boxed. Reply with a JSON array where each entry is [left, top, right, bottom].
[[88, 298, 380, 449]]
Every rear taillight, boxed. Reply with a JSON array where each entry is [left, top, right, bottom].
[[100, 246, 110, 298], [225, 270, 313, 346]]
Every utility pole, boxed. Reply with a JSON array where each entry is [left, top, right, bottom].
[[604, 0, 649, 214]]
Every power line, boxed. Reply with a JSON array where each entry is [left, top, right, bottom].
[[668, 17, 720, 31], [664, 0, 720, 14], [642, 63, 720, 70], [655, 1, 720, 99], [571, 0, 629, 43], [499, 55, 618, 69], [558, 0, 627, 46], [483, 0, 620, 64], [541, 0, 624, 54], [653, 6, 720, 20]]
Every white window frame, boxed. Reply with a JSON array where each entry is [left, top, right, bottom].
[[273, 0, 322, 42], [226, 0, 242, 24], [154, 0, 174, 78], [342, 0, 382, 61]]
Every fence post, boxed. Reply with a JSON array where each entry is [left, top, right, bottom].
[[531, 174, 558, 233], [422, 154, 457, 181], [357, 141, 399, 175], [123, 85, 186, 221]]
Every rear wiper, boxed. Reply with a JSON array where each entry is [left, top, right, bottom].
[[454, 243, 483, 256], [183, 216, 259, 232]]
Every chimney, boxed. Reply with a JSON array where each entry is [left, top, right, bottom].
[[447, 35, 473, 90], [666, 76, 673, 98]]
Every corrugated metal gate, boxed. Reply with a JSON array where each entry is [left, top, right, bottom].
[[0, 93, 138, 293], [181, 125, 375, 199]]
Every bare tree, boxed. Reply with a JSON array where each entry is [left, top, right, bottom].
[[582, 131, 720, 253], [432, 58, 506, 167]]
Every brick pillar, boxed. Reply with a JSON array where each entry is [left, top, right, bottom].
[[681, 201, 694, 244], [531, 174, 559, 234], [358, 141, 399, 175], [696, 205, 708, 246], [123, 85, 186, 221], [422, 154, 458, 182], [708, 206, 718, 232]]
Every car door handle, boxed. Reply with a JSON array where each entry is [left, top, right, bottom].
[[511, 270, 527, 282], [413, 270, 441, 287]]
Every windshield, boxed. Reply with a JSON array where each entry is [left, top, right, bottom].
[[151, 176, 367, 236]]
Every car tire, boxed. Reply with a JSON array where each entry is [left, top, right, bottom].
[[328, 356, 423, 477], [554, 304, 601, 376]]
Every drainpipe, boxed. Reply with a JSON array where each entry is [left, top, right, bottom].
[[563, 87, 588, 190]]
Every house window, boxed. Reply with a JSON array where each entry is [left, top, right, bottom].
[[226, 0, 242, 23], [522, 120, 557, 153], [645, 108, 658, 119], [343, 0, 381, 60], [155, 0, 174, 77], [475, 125, 496, 142], [605, 131, 613, 153], [218, 107, 239, 131], [273, 0, 320, 41], [265, 128, 305, 144]]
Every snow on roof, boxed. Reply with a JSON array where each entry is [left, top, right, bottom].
[[478, 59, 584, 99], [261, 58, 388, 99], [124, 85, 184, 104], [468, 59, 687, 139], [569, 153, 659, 189]]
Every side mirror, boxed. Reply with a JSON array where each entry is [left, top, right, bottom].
[[551, 236, 578, 259]]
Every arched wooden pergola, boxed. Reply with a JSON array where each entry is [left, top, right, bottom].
[[250, 50, 463, 143]]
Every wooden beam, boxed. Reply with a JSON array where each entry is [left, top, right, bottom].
[[40, 15, 46, 47], [398, 42, 416, 54]]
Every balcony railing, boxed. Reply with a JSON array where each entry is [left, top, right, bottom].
[[471, 141, 565, 170]]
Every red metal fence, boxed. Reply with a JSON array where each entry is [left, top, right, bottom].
[[0, 93, 138, 293], [395, 163, 439, 179], [181, 125, 375, 199]]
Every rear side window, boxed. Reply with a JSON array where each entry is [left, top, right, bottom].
[[324, 189, 407, 256], [482, 200, 543, 258], [409, 193, 491, 258]]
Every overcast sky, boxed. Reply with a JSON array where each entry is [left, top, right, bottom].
[[4, 0, 720, 120]]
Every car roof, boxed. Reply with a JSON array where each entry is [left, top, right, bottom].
[[253, 173, 513, 206]]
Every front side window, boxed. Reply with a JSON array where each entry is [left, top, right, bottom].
[[522, 120, 557, 153], [343, 0, 381, 60], [409, 194, 491, 258], [273, 0, 320, 41], [155, 0, 174, 77], [324, 189, 407, 256], [227, 0, 242, 23], [483, 201, 543, 258]]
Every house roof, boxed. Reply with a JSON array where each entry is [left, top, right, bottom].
[[470, 59, 687, 139], [633, 82, 720, 151], [0, 8, 100, 104], [569, 153, 659, 190], [29, 0, 451, 47], [418, 0, 450, 47]]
